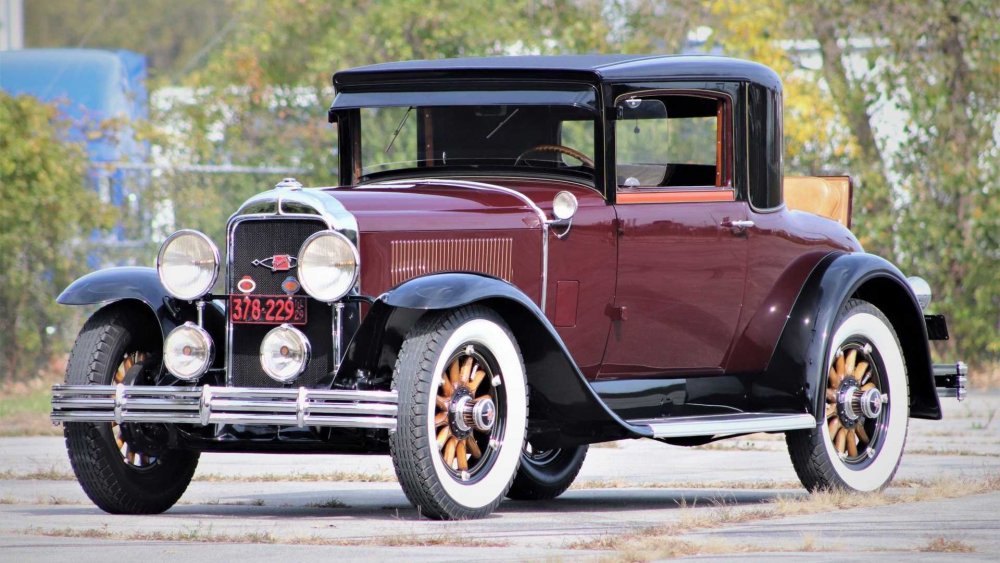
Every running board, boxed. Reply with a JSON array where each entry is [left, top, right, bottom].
[[628, 413, 817, 439]]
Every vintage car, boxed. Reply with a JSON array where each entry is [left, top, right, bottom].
[[52, 55, 967, 520]]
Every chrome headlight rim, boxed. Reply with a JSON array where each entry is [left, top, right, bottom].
[[163, 321, 214, 381], [259, 324, 311, 383], [156, 229, 220, 301], [296, 230, 360, 303]]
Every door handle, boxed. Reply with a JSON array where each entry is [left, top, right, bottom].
[[721, 219, 755, 234]]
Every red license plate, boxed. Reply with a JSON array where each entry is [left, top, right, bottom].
[[229, 295, 307, 325]]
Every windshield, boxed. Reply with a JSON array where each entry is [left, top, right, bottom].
[[349, 99, 598, 180]]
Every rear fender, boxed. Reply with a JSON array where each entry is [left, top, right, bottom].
[[338, 273, 642, 447], [753, 254, 941, 421]]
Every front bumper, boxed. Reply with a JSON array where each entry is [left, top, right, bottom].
[[51, 384, 397, 429]]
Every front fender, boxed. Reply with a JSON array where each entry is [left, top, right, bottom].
[[58, 267, 224, 348], [344, 273, 645, 447], [752, 253, 941, 421]]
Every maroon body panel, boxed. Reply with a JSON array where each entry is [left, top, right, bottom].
[[600, 201, 750, 378], [724, 207, 862, 374]]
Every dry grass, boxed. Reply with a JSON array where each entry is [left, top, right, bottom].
[[305, 498, 349, 509], [21, 525, 508, 548], [0, 468, 76, 481], [194, 470, 396, 483], [568, 473, 1000, 558], [904, 447, 1000, 457], [920, 537, 975, 553], [571, 479, 803, 491]]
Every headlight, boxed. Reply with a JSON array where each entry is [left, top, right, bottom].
[[163, 322, 214, 381], [260, 324, 311, 383], [157, 230, 219, 300], [297, 230, 359, 302]]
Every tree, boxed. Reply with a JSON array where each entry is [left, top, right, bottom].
[[0, 93, 113, 381]]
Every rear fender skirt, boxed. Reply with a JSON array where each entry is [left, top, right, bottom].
[[58, 267, 226, 362], [340, 273, 646, 447], [753, 253, 941, 421]]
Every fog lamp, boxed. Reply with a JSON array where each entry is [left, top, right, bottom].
[[163, 322, 214, 381], [260, 324, 311, 383]]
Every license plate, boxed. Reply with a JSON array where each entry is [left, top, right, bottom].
[[229, 295, 307, 325]]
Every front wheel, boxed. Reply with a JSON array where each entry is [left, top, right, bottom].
[[64, 306, 199, 514], [390, 306, 528, 520], [786, 299, 909, 492]]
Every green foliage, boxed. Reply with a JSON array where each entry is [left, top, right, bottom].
[[16, 0, 997, 372], [0, 93, 113, 381]]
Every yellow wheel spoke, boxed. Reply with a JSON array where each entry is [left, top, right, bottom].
[[443, 437, 458, 467], [466, 436, 482, 459], [846, 429, 858, 457], [456, 439, 468, 471], [436, 426, 451, 449]]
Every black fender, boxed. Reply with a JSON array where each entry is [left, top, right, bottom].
[[752, 253, 941, 421], [58, 267, 226, 364], [339, 273, 646, 447]]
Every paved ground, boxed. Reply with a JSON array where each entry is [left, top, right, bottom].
[[1, 392, 997, 561]]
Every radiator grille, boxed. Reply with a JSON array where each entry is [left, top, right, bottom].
[[390, 238, 513, 286], [228, 218, 331, 388]]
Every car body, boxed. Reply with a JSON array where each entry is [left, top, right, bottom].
[[52, 55, 966, 519]]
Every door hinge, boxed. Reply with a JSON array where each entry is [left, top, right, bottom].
[[612, 217, 625, 237]]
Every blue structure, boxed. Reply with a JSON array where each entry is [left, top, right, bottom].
[[1, 48, 150, 258]]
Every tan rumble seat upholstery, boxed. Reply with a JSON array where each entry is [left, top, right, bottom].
[[784, 175, 852, 227]]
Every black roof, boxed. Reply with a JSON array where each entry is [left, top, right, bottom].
[[333, 55, 781, 91]]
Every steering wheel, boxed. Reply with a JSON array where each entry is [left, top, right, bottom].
[[514, 144, 595, 168]]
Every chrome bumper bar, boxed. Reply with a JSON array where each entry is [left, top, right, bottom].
[[51, 384, 398, 429], [934, 362, 968, 401]]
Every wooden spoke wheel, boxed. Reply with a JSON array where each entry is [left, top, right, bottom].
[[64, 306, 199, 514], [391, 306, 527, 520], [111, 351, 159, 469], [786, 299, 908, 493], [824, 342, 886, 465], [433, 346, 501, 479]]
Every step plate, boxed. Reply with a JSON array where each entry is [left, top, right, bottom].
[[629, 412, 817, 439]]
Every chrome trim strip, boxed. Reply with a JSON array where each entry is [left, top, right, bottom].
[[934, 361, 968, 401], [51, 385, 398, 430], [376, 178, 551, 311], [630, 412, 816, 439]]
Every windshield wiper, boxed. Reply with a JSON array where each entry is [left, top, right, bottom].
[[384, 106, 413, 153], [485, 108, 520, 140]]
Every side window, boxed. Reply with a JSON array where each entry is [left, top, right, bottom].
[[559, 119, 595, 166], [615, 94, 727, 191]]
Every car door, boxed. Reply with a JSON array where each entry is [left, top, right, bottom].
[[600, 91, 749, 378]]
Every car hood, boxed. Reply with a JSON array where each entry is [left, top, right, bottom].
[[320, 178, 560, 233]]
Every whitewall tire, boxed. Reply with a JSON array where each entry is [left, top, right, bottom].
[[390, 305, 527, 519], [787, 299, 909, 492]]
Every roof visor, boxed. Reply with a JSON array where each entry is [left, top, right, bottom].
[[331, 88, 598, 111]]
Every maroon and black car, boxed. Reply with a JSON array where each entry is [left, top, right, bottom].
[[53, 55, 966, 520]]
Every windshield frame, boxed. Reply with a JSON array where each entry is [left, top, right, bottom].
[[332, 82, 604, 189]]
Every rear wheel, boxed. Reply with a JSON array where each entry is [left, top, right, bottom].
[[787, 299, 908, 492], [506, 443, 588, 500], [391, 306, 528, 519], [64, 306, 199, 514]]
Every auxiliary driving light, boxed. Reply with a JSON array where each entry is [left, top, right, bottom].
[[163, 322, 214, 381], [260, 324, 311, 383]]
